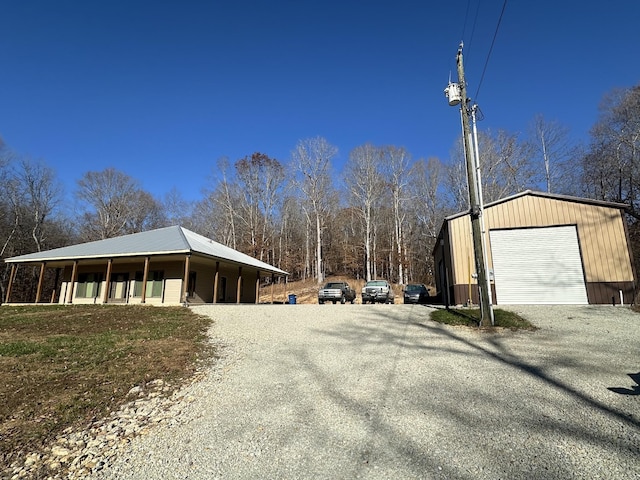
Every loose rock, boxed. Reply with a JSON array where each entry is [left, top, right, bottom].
[[6, 369, 207, 480]]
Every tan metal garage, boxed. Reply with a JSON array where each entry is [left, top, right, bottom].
[[433, 191, 636, 306]]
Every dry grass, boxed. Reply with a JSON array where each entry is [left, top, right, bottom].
[[0, 305, 214, 468]]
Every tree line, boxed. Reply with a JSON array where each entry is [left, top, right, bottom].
[[2, 84, 639, 302]]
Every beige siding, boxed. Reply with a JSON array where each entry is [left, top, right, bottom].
[[449, 195, 633, 286], [57, 259, 188, 305], [218, 265, 238, 303], [242, 270, 259, 303], [59, 265, 105, 305], [152, 257, 258, 304], [449, 215, 472, 285], [187, 262, 215, 304], [163, 278, 183, 304]]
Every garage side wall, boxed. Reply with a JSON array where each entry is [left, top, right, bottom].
[[446, 215, 496, 306], [446, 195, 635, 305]]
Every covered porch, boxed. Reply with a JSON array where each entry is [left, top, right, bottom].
[[3, 226, 289, 306]]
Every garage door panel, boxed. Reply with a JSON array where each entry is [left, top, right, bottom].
[[490, 226, 588, 304]]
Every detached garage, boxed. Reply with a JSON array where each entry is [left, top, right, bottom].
[[433, 191, 636, 305]]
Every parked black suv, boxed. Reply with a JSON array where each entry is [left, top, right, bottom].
[[403, 284, 430, 304]]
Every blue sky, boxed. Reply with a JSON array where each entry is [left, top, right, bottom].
[[1, 1, 639, 203]]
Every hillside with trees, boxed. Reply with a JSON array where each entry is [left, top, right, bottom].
[[2, 84, 639, 302]]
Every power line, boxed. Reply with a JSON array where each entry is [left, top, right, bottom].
[[461, 0, 471, 41], [457, 1, 481, 81], [455, 0, 472, 78], [466, 1, 481, 63], [473, 0, 508, 102]]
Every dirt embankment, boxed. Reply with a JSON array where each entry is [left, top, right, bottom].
[[259, 277, 405, 304]]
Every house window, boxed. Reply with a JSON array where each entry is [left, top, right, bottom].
[[76, 273, 102, 298], [133, 271, 164, 297], [188, 271, 197, 297]]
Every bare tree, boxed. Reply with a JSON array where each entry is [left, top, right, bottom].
[[278, 195, 307, 277], [407, 157, 448, 283], [579, 84, 640, 289], [345, 144, 384, 282], [0, 154, 62, 257], [446, 129, 537, 208], [215, 157, 239, 249], [380, 146, 410, 284], [191, 193, 226, 243], [0, 144, 70, 302], [235, 153, 286, 261], [291, 137, 337, 284], [16, 159, 62, 252], [0, 139, 19, 260], [194, 158, 241, 248], [444, 140, 470, 212], [581, 85, 640, 217], [162, 187, 194, 229], [75, 168, 161, 240], [528, 114, 572, 193], [127, 190, 166, 233], [481, 130, 537, 202]]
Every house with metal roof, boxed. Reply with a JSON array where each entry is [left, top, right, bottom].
[[3, 226, 288, 305], [433, 190, 637, 306]]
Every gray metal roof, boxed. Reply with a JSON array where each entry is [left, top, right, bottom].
[[4, 226, 288, 276]]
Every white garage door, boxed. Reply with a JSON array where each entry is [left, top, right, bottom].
[[490, 226, 588, 305]]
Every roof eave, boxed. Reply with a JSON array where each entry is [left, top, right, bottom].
[[442, 190, 630, 223], [3, 249, 192, 264], [4, 249, 289, 276]]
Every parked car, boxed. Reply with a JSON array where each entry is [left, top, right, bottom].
[[318, 281, 356, 304], [361, 280, 395, 304], [403, 284, 430, 304]]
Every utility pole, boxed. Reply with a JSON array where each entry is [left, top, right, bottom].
[[471, 104, 495, 326], [446, 43, 494, 326]]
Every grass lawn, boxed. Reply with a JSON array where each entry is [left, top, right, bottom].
[[431, 307, 537, 330], [0, 305, 214, 469]]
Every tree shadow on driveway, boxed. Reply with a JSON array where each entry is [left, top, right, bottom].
[[609, 372, 640, 395], [297, 306, 640, 477], [408, 318, 640, 430]]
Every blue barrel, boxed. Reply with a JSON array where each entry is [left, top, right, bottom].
[[288, 294, 297, 304]]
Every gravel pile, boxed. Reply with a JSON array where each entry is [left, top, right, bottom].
[[89, 304, 639, 479], [6, 379, 198, 479]]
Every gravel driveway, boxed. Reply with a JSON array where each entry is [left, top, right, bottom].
[[95, 304, 640, 479]]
